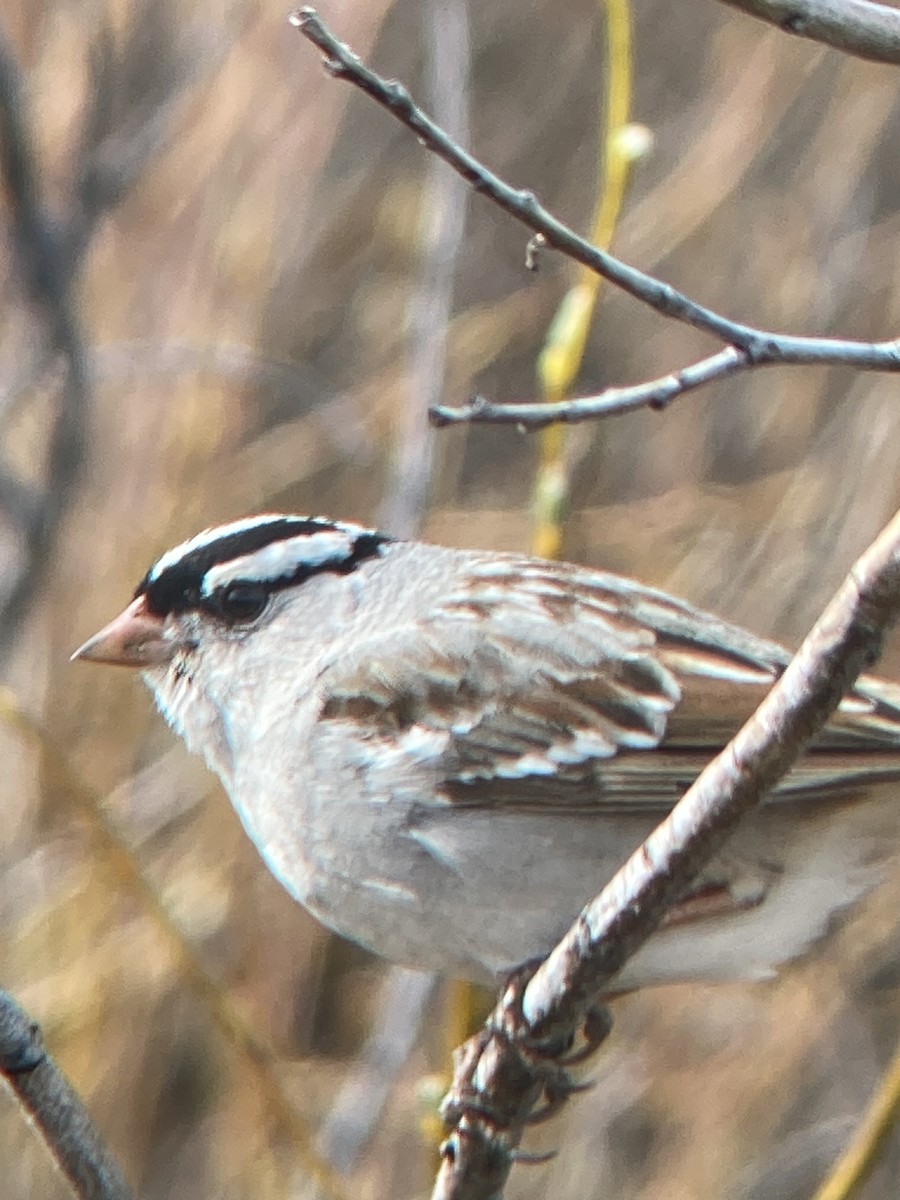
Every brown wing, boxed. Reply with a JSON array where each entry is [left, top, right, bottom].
[[319, 554, 900, 813]]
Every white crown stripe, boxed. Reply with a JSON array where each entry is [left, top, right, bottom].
[[147, 514, 369, 584], [148, 515, 289, 582], [201, 529, 362, 593]]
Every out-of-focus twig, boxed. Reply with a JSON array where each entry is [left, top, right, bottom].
[[379, 0, 470, 538], [65, 4, 216, 268], [430, 504, 900, 1199], [0, 989, 133, 1200], [0, 17, 88, 652], [717, 0, 900, 65], [318, 968, 439, 1171], [289, 8, 900, 431], [0, 5, 227, 653]]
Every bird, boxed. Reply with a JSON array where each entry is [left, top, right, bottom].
[[72, 513, 900, 991]]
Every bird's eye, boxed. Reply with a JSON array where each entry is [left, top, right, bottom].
[[210, 582, 269, 624]]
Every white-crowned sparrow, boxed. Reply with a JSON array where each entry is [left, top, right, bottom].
[[73, 514, 900, 989]]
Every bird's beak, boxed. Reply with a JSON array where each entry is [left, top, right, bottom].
[[71, 596, 177, 668]]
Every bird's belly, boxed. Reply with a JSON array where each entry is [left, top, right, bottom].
[[229, 762, 899, 988]]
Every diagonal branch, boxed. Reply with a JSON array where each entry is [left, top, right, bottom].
[[290, 7, 770, 348], [431, 506, 900, 1199]]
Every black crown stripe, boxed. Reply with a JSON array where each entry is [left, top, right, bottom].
[[137, 518, 392, 617]]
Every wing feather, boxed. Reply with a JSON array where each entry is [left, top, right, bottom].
[[318, 553, 900, 813]]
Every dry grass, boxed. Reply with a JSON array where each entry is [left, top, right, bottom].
[[2, 1, 900, 1197]]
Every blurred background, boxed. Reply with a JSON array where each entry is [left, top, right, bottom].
[[2, 1, 900, 1197]]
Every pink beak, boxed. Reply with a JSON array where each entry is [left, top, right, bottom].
[[71, 595, 177, 668]]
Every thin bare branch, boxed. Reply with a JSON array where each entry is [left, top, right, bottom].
[[290, 8, 900, 431], [718, 0, 900, 65], [0, 990, 133, 1200], [431, 505, 900, 1200], [432, 347, 748, 427], [431, 328, 900, 426]]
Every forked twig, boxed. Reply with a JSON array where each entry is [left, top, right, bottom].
[[290, 7, 900, 430]]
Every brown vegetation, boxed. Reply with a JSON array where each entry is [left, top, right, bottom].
[[2, 2, 900, 1197]]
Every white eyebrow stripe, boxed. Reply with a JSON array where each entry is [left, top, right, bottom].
[[201, 529, 360, 593], [148, 515, 289, 582]]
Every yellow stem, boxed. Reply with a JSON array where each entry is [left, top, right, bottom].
[[533, 0, 634, 558], [812, 1033, 900, 1200]]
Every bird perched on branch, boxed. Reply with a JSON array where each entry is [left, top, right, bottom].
[[74, 514, 900, 990]]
